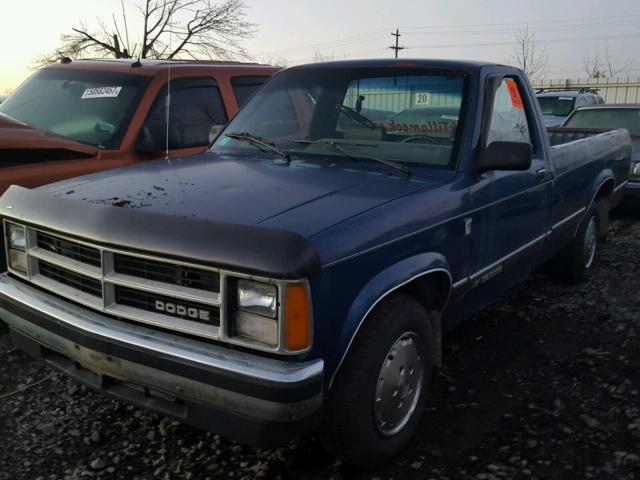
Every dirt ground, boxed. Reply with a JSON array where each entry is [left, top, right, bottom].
[[1, 212, 639, 480]]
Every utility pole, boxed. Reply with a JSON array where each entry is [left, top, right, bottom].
[[389, 28, 405, 58]]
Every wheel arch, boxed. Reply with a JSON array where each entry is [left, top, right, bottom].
[[575, 174, 615, 238], [329, 253, 453, 387]]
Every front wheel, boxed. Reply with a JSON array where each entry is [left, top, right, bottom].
[[320, 294, 435, 469]]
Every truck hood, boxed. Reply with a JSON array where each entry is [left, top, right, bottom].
[[0, 113, 98, 158], [40, 151, 451, 238]]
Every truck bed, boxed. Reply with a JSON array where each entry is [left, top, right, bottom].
[[547, 127, 616, 146]]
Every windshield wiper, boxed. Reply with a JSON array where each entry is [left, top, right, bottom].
[[225, 132, 290, 161], [295, 139, 410, 175]]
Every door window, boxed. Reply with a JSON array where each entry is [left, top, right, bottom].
[[486, 78, 532, 146], [142, 78, 227, 150], [231, 76, 271, 107]]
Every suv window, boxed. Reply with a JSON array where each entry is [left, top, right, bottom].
[[141, 77, 227, 150], [0, 68, 149, 149], [231, 76, 271, 107], [486, 78, 532, 146]]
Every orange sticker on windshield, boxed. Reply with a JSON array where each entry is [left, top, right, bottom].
[[505, 79, 524, 109]]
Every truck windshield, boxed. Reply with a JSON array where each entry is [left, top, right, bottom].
[[537, 96, 576, 117], [0, 68, 149, 149], [564, 108, 640, 137], [213, 67, 467, 169]]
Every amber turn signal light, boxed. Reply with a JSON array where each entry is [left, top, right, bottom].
[[284, 284, 311, 351]]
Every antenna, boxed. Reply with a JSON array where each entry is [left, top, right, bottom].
[[165, 36, 172, 161]]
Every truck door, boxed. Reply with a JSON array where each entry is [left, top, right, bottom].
[[467, 74, 552, 292]]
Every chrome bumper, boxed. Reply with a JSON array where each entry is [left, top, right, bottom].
[[0, 273, 323, 444]]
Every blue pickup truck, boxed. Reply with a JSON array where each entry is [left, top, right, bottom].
[[0, 59, 631, 467]]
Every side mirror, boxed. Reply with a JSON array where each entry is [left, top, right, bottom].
[[477, 141, 532, 172], [208, 124, 224, 144]]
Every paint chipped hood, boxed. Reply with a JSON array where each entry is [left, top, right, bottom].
[[38, 151, 453, 240]]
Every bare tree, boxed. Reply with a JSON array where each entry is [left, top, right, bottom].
[[259, 56, 289, 68], [584, 43, 633, 78], [510, 26, 548, 80], [35, 0, 256, 67], [312, 51, 335, 63], [583, 49, 607, 79]]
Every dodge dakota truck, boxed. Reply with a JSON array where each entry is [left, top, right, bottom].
[[0, 59, 631, 467], [0, 59, 278, 194]]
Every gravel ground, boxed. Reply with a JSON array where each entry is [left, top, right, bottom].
[[1, 212, 639, 480]]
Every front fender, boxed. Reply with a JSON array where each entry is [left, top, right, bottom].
[[329, 252, 451, 386]]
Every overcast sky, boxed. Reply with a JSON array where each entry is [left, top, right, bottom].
[[1, 0, 639, 92]]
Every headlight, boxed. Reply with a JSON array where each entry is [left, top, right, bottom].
[[8, 249, 28, 275], [7, 223, 26, 251], [631, 162, 640, 178], [5, 222, 28, 275], [233, 280, 279, 347], [231, 280, 312, 352], [237, 280, 277, 318], [234, 311, 278, 347]]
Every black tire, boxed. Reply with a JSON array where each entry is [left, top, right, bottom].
[[320, 293, 435, 469], [553, 205, 600, 285]]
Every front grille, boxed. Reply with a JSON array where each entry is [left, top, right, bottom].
[[114, 254, 219, 292], [37, 231, 101, 266], [10, 226, 222, 340], [115, 286, 220, 326], [39, 261, 103, 297]]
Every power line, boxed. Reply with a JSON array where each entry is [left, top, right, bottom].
[[400, 13, 640, 31], [253, 29, 389, 57], [408, 31, 640, 50], [402, 19, 640, 37], [252, 14, 640, 60]]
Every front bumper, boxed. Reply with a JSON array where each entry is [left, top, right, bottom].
[[0, 273, 324, 447]]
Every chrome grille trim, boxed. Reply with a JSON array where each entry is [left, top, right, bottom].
[[6, 222, 222, 340], [3, 220, 314, 354], [30, 273, 104, 310], [30, 247, 102, 279], [104, 272, 221, 306]]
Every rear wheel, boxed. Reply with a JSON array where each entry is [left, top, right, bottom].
[[320, 294, 435, 469], [553, 205, 600, 284]]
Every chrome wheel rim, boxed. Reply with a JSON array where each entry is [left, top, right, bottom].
[[374, 331, 424, 437], [583, 216, 597, 269]]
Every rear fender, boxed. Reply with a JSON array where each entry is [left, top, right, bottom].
[[576, 172, 615, 237]]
